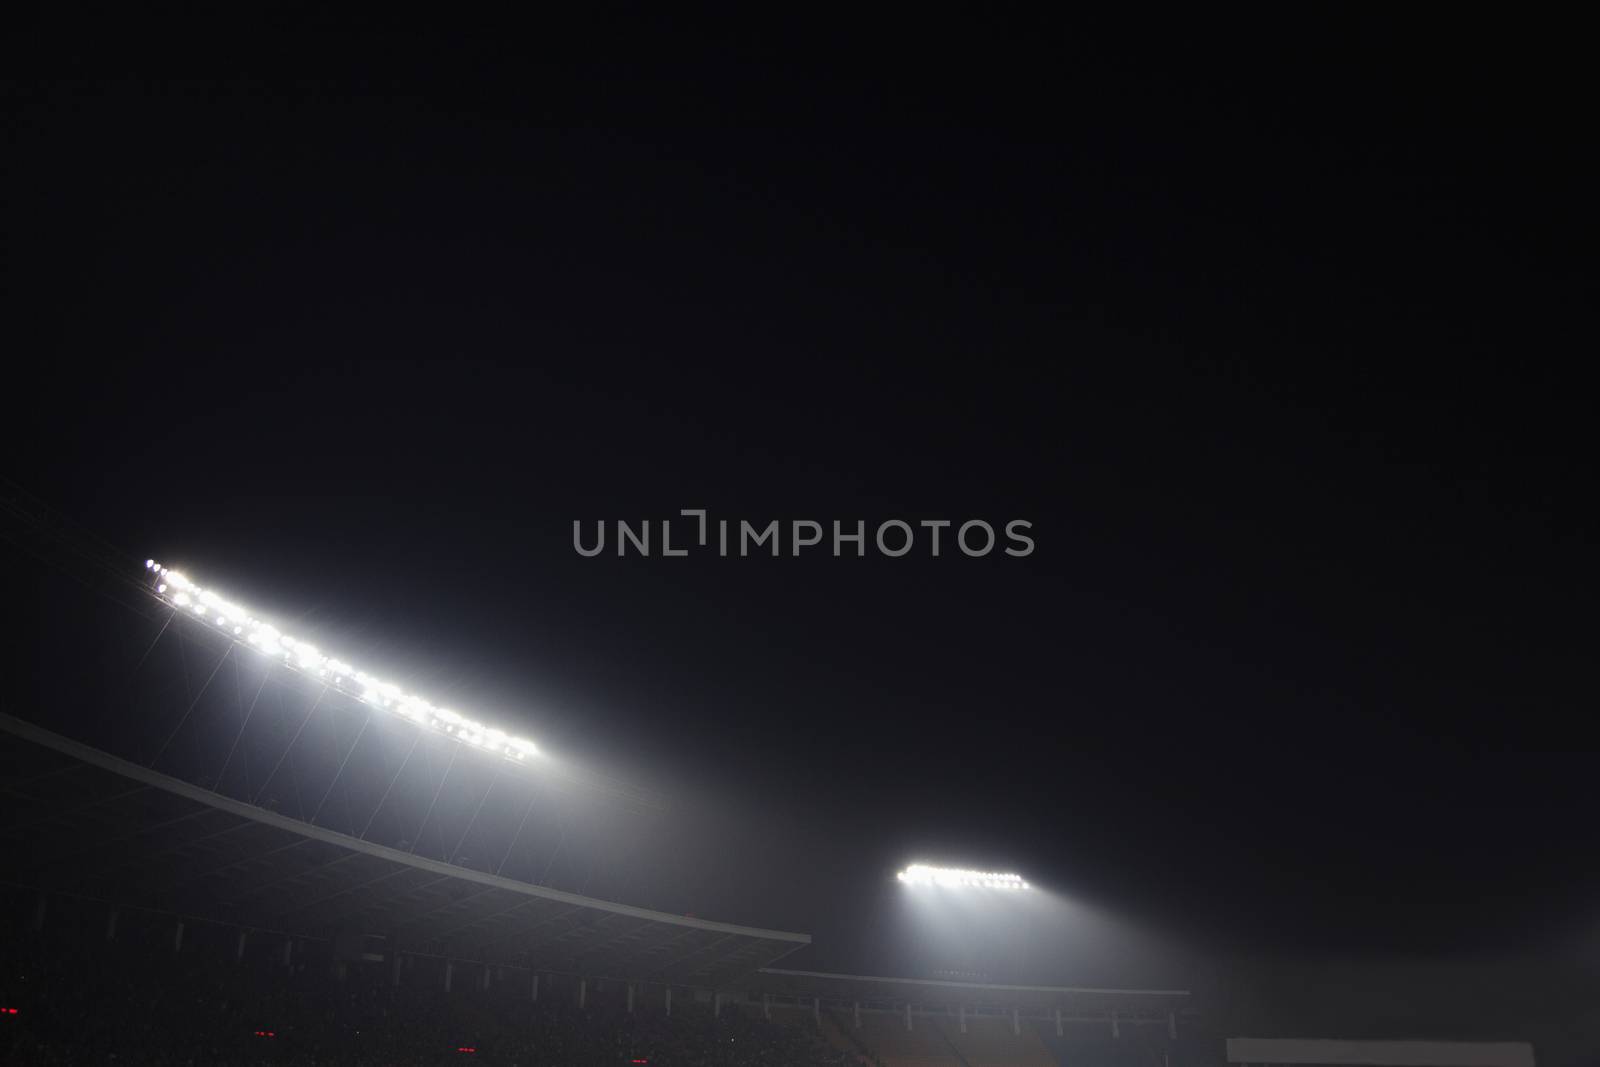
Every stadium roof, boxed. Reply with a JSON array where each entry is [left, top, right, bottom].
[[0, 711, 808, 984]]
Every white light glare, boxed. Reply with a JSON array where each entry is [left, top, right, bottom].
[[896, 864, 1030, 890], [144, 559, 541, 765]]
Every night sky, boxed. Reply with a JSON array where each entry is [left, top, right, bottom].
[[6, 13, 1597, 987]]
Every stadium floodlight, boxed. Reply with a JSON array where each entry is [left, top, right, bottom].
[[142, 559, 540, 765], [896, 864, 1030, 890]]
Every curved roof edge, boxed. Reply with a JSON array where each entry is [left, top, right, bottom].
[[758, 967, 1189, 997], [0, 711, 809, 946]]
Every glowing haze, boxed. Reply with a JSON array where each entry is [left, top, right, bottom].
[[143, 559, 540, 764]]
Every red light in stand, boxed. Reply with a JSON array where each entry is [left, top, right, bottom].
[[457, 1047, 477, 1054], [633, 1059, 649, 1063], [2, 1008, 19, 1015]]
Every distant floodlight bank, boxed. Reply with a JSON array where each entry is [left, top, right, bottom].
[[896, 864, 1029, 889]]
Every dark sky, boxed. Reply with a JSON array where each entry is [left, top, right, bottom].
[[6, 13, 1597, 983]]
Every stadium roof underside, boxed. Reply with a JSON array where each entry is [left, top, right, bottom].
[[748, 968, 1189, 1025], [0, 712, 808, 985]]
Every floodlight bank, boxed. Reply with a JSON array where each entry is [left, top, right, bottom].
[[897, 864, 1030, 889], [143, 559, 539, 764]]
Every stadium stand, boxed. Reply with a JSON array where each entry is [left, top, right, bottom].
[[818, 1011, 881, 1066], [0, 711, 809, 988], [0, 693, 1204, 1065], [744, 970, 1189, 1067], [939, 1014, 1055, 1067], [1039, 1029, 1150, 1067], [0, 914, 866, 1065], [843, 1010, 957, 1067]]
